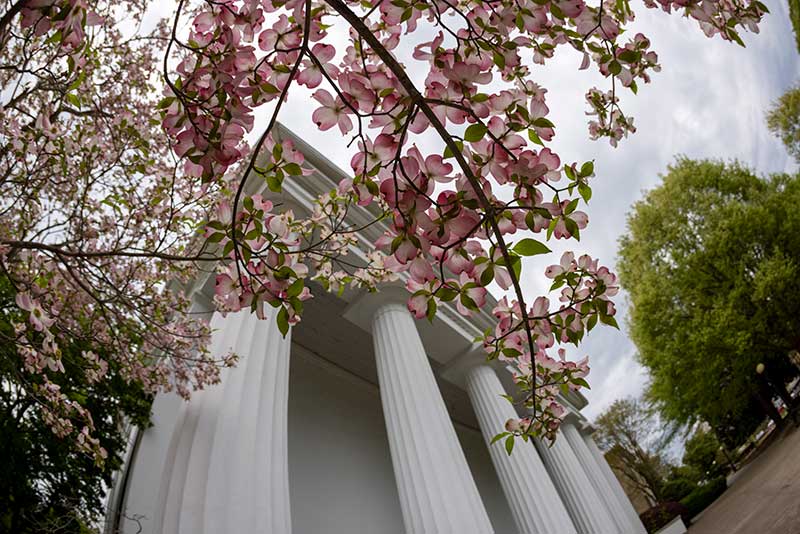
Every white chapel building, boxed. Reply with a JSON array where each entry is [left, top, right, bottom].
[[105, 125, 647, 534]]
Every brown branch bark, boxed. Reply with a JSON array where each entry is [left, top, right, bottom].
[[0, 0, 27, 40]]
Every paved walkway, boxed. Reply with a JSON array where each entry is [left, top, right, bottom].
[[689, 424, 800, 534]]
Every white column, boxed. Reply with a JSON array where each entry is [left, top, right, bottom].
[[372, 302, 494, 534], [535, 430, 618, 534], [465, 365, 577, 534], [582, 432, 647, 534], [153, 309, 292, 534], [562, 422, 646, 534]]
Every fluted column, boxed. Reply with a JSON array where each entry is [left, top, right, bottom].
[[535, 430, 618, 534], [465, 365, 577, 534], [153, 309, 292, 534], [372, 302, 494, 534], [562, 422, 645, 534], [582, 432, 647, 534]]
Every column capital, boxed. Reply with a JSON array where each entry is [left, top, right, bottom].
[[342, 284, 410, 333], [442, 347, 502, 388], [343, 284, 482, 366]]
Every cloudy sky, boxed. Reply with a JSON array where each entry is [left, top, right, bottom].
[[263, 0, 799, 419], [539, 0, 800, 419], [153, 0, 800, 419]]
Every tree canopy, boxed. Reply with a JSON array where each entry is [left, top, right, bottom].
[[594, 397, 671, 504], [618, 159, 800, 445], [767, 84, 800, 161], [0, 274, 152, 533], [788, 0, 800, 53], [681, 428, 726, 482]]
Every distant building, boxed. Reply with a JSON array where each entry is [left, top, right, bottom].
[[608, 461, 654, 515]]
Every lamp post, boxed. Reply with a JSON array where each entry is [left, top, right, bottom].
[[755, 363, 785, 430]]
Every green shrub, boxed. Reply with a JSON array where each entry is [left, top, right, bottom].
[[661, 477, 697, 502], [680, 476, 727, 518]]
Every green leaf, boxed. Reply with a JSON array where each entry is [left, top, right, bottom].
[[266, 174, 282, 192], [510, 254, 522, 280], [505, 435, 515, 455], [528, 129, 544, 146], [728, 28, 745, 47], [284, 163, 303, 175], [460, 293, 479, 311], [599, 313, 619, 329], [609, 60, 622, 76], [443, 140, 464, 159], [66, 93, 81, 107], [580, 161, 594, 177], [572, 377, 591, 389], [286, 278, 304, 298], [524, 211, 536, 232], [586, 311, 599, 331], [437, 287, 459, 302], [277, 307, 290, 336], [564, 198, 579, 215], [426, 298, 437, 322], [492, 51, 506, 70], [578, 182, 592, 203], [513, 238, 551, 256], [480, 265, 495, 286], [515, 12, 525, 31], [565, 217, 580, 240], [618, 49, 640, 63], [547, 218, 557, 240], [491, 431, 509, 445], [261, 82, 280, 94], [464, 123, 488, 143]]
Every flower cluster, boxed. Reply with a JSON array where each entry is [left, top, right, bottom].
[[486, 252, 618, 441], [2, 1, 224, 461]]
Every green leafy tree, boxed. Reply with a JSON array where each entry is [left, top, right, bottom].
[[594, 397, 673, 504], [767, 84, 800, 161], [789, 0, 800, 53], [0, 275, 152, 533], [618, 159, 800, 446], [682, 429, 726, 482]]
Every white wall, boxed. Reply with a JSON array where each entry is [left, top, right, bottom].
[[455, 425, 519, 534], [288, 345, 405, 533]]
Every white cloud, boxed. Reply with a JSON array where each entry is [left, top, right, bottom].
[[532, 0, 800, 419]]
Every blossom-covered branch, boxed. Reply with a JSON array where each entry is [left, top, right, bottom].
[[0, 0, 766, 459]]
